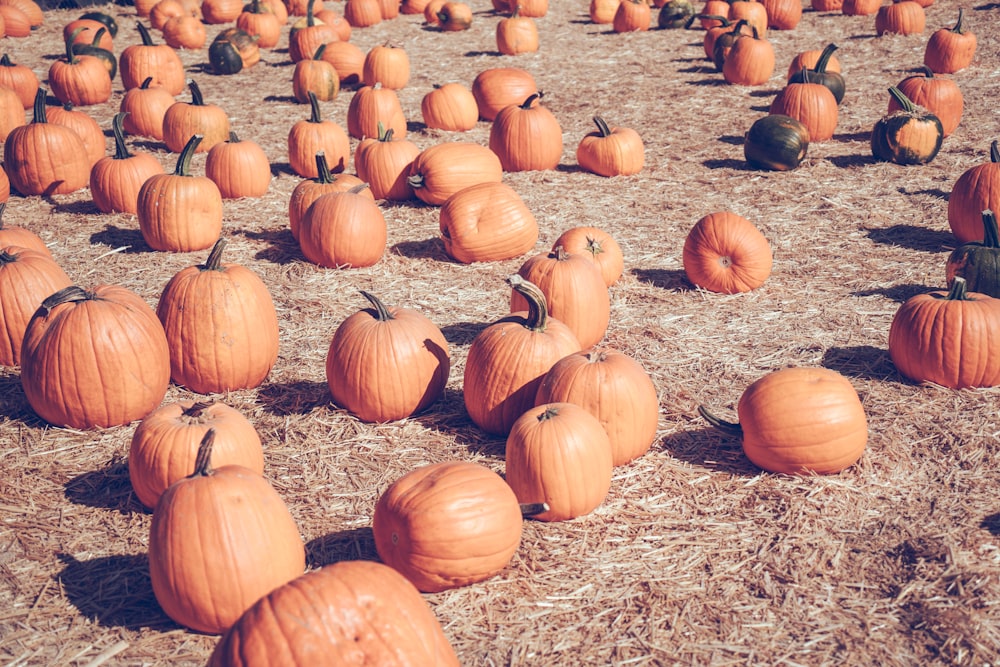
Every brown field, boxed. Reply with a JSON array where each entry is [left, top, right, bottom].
[[1, 0, 999, 665]]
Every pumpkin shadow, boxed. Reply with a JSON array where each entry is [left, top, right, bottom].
[[677, 65, 716, 74], [391, 237, 451, 262], [688, 77, 728, 87], [703, 158, 751, 170], [659, 425, 759, 476], [257, 379, 330, 416], [56, 552, 176, 631], [826, 153, 879, 168], [0, 369, 32, 422], [233, 227, 302, 264], [850, 282, 932, 303], [898, 186, 949, 200], [264, 94, 299, 104], [64, 457, 145, 515], [463, 50, 503, 57], [439, 320, 490, 346], [717, 134, 744, 145], [864, 224, 955, 253], [89, 225, 151, 253], [821, 345, 897, 382], [632, 267, 688, 290], [980, 513, 1000, 535], [50, 199, 101, 215], [305, 526, 379, 568], [834, 131, 872, 142]]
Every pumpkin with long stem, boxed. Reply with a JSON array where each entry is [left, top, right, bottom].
[[949, 141, 1000, 244], [924, 8, 976, 74], [871, 86, 943, 165], [70, 27, 117, 79], [326, 291, 450, 423], [90, 112, 165, 214], [48, 26, 112, 107], [464, 275, 580, 435], [699, 366, 868, 475], [162, 79, 231, 153], [288, 0, 336, 63], [576, 116, 644, 177], [787, 42, 844, 104], [119, 22, 186, 95], [946, 210, 1000, 297], [4, 88, 89, 196], [288, 91, 351, 178], [149, 430, 306, 635]]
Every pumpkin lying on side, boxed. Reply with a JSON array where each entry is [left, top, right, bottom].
[[683, 211, 773, 294], [744, 114, 809, 171]]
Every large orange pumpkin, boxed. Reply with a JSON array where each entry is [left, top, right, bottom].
[[701, 366, 868, 474], [682, 211, 773, 293], [0, 245, 72, 366], [489, 93, 563, 172], [948, 141, 1000, 244], [156, 239, 280, 394], [298, 184, 387, 268], [439, 181, 538, 263], [149, 430, 306, 635], [20, 284, 170, 429], [373, 460, 524, 592], [407, 141, 503, 206], [326, 291, 450, 422], [208, 561, 461, 667]]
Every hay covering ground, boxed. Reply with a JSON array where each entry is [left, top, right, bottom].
[[1, 0, 999, 664]]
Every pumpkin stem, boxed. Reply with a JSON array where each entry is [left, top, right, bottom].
[[64, 26, 89, 65], [0, 248, 17, 264], [991, 140, 999, 164], [348, 182, 371, 195], [314, 151, 334, 184], [39, 285, 94, 314], [306, 0, 317, 25], [307, 90, 323, 124], [592, 116, 612, 138], [312, 43, 327, 61], [111, 112, 133, 161], [918, 65, 935, 79], [697, 404, 743, 437], [188, 79, 206, 106], [520, 92, 541, 109], [536, 405, 562, 421], [887, 86, 917, 114], [181, 400, 215, 419], [982, 210, 999, 249], [377, 121, 393, 142], [201, 238, 228, 271], [586, 348, 608, 363], [0, 54, 13, 67], [228, 130, 239, 143], [140, 76, 154, 89], [359, 290, 394, 321], [551, 245, 571, 261], [585, 236, 605, 257], [520, 502, 549, 517], [507, 274, 550, 333], [136, 21, 157, 46], [30, 87, 47, 124], [942, 275, 971, 301], [173, 134, 204, 176], [813, 43, 838, 74], [951, 7, 967, 34], [190, 429, 216, 478], [0, 201, 6, 229]]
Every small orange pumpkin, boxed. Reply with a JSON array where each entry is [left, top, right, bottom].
[[298, 184, 387, 268], [924, 8, 976, 74], [682, 211, 773, 293], [576, 115, 644, 177], [551, 226, 623, 286], [421, 82, 479, 132], [489, 92, 564, 172]]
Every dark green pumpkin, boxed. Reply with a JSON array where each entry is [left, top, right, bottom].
[[744, 114, 809, 171], [712, 19, 750, 72], [79, 11, 119, 38], [871, 87, 943, 166], [788, 43, 845, 104], [658, 0, 696, 29], [209, 28, 260, 76], [71, 28, 117, 80], [946, 210, 1000, 297]]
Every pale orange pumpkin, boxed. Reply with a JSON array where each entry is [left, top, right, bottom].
[[682, 211, 773, 293], [439, 181, 538, 263]]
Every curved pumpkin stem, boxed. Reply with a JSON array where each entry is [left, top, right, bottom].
[[64, 26, 88, 65], [813, 43, 838, 74], [181, 401, 215, 420], [519, 92, 541, 109], [991, 141, 999, 164], [311, 43, 327, 61], [39, 285, 95, 314], [376, 121, 393, 142], [136, 21, 158, 46], [507, 274, 550, 333], [0, 247, 18, 264], [201, 238, 229, 271], [520, 502, 549, 517], [887, 86, 917, 114], [190, 429, 217, 478], [592, 116, 612, 138], [314, 151, 335, 184], [307, 90, 323, 124], [187, 79, 207, 106], [139, 76, 155, 89], [697, 404, 743, 437], [173, 134, 204, 176], [359, 290, 394, 321], [950, 7, 967, 34], [110, 112, 133, 161]]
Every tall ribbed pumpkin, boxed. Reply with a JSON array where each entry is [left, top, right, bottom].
[[0, 245, 72, 366], [949, 141, 1000, 244], [488, 93, 563, 172], [156, 239, 280, 394], [20, 285, 170, 429], [149, 430, 306, 635]]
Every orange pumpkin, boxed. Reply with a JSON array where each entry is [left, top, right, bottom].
[[373, 461, 523, 592], [722, 26, 775, 86], [948, 141, 1000, 244], [0, 245, 72, 366], [119, 22, 186, 95], [362, 42, 410, 90], [769, 70, 839, 142], [924, 8, 976, 74], [288, 91, 351, 178], [612, 0, 651, 32], [407, 141, 503, 206], [421, 82, 479, 132], [48, 27, 112, 107], [298, 184, 387, 268], [489, 92, 563, 172], [439, 181, 538, 263], [551, 226, 623, 286], [205, 131, 272, 199], [354, 122, 420, 201], [890, 66, 963, 138], [288, 152, 370, 240], [346, 84, 407, 141], [0, 53, 40, 108], [470, 67, 537, 122], [682, 211, 773, 293], [875, 0, 925, 36], [162, 79, 231, 154], [90, 112, 165, 214], [576, 116, 644, 177], [119, 77, 176, 141], [496, 5, 539, 55]]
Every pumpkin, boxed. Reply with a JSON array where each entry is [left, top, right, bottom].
[[236, 0, 283, 49], [119, 77, 175, 141], [948, 141, 1000, 244], [871, 86, 943, 166], [373, 461, 523, 592], [362, 42, 410, 90], [137, 135, 223, 253], [787, 42, 845, 105], [3, 0, 43, 28], [722, 26, 775, 86], [682, 211, 772, 293], [48, 27, 112, 107], [438, 181, 538, 263], [786, 43, 842, 81], [407, 141, 503, 206], [700, 366, 868, 475], [157, 239, 280, 393], [0, 4, 31, 36], [209, 27, 261, 75], [576, 116, 644, 177], [946, 210, 1000, 297], [162, 13, 206, 50], [78, 10, 118, 36], [875, 0, 925, 36], [90, 112, 166, 214], [45, 102, 105, 168], [589, 0, 621, 22], [162, 80, 231, 154], [287, 0, 336, 64], [727, 0, 767, 36], [292, 45, 339, 104], [128, 400, 264, 510], [496, 5, 539, 55], [505, 402, 614, 521], [489, 92, 563, 172], [841, 0, 879, 14], [344, 0, 383, 26], [320, 40, 365, 87], [401, 0, 431, 12], [346, 84, 408, 141], [208, 561, 461, 667], [711, 18, 752, 71], [612, 0, 651, 32], [20, 284, 170, 429], [149, 0, 195, 31], [437, 1, 472, 30], [3, 88, 90, 197], [769, 69, 839, 142], [0, 53, 40, 108], [510, 247, 611, 349], [470, 67, 537, 122], [657, 0, 695, 28], [811, 0, 842, 10], [326, 290, 450, 422], [119, 22, 186, 96], [70, 27, 117, 80], [890, 66, 963, 138], [463, 275, 580, 436], [0, 245, 72, 366], [0, 203, 48, 256], [744, 114, 809, 171], [288, 152, 370, 240], [889, 277, 1000, 389], [205, 131, 272, 199], [421, 82, 479, 132], [535, 348, 659, 466], [298, 184, 387, 268], [288, 91, 351, 178], [924, 8, 976, 74], [551, 226, 623, 286], [759, 0, 800, 29], [148, 430, 306, 635], [202, 0, 243, 23], [354, 122, 420, 201]]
